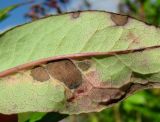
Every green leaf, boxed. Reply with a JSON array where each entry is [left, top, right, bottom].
[[0, 4, 19, 22], [0, 1, 33, 22], [18, 112, 46, 122], [0, 11, 160, 115], [18, 112, 68, 122], [35, 112, 68, 122]]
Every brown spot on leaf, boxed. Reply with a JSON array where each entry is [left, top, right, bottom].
[[127, 32, 140, 44], [89, 88, 110, 103], [76, 89, 84, 94], [111, 14, 128, 26], [99, 83, 152, 105], [46, 59, 82, 89], [71, 12, 80, 19], [89, 88, 125, 103], [127, 83, 145, 94], [31, 67, 50, 82], [120, 82, 132, 91], [78, 61, 91, 71], [67, 96, 75, 102], [99, 89, 125, 105], [76, 96, 93, 109]]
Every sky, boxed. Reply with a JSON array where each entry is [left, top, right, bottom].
[[0, 0, 120, 31]]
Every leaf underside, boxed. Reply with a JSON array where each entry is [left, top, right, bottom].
[[0, 11, 160, 115]]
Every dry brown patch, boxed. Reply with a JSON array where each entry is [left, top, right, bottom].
[[46, 59, 82, 89], [111, 13, 128, 26], [127, 32, 140, 44], [78, 61, 91, 71], [71, 12, 81, 19], [31, 67, 50, 82]]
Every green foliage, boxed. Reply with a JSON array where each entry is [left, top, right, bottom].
[[18, 112, 46, 122], [121, 0, 160, 26], [0, 1, 33, 22], [0, 4, 19, 22], [18, 112, 67, 122]]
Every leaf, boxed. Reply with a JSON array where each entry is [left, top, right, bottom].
[[0, 4, 20, 22], [18, 112, 67, 122], [18, 112, 46, 122], [0, 1, 33, 22], [35, 112, 68, 122], [0, 11, 160, 115]]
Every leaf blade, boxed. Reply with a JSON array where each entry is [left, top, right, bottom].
[[0, 11, 160, 115]]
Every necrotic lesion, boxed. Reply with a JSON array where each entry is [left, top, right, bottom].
[[46, 59, 82, 89], [30, 66, 50, 82], [77, 61, 91, 71]]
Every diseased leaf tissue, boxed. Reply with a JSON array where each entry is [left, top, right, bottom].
[[0, 11, 160, 115]]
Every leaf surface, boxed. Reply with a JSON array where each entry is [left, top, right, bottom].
[[0, 11, 160, 114]]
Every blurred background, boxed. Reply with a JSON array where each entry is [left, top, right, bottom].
[[1, 0, 160, 122]]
